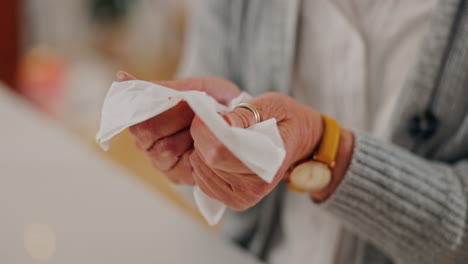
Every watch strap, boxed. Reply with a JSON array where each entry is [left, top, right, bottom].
[[314, 115, 340, 168]]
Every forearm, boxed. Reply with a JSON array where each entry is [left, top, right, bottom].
[[321, 132, 468, 264]]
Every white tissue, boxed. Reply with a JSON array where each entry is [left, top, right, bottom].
[[96, 80, 286, 225]]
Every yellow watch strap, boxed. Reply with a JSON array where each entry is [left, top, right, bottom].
[[287, 115, 341, 193], [314, 115, 340, 167]]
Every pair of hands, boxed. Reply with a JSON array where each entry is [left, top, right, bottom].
[[118, 72, 325, 211]]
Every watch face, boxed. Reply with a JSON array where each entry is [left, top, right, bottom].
[[289, 161, 331, 192]]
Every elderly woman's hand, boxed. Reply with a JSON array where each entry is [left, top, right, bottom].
[[189, 92, 324, 210], [125, 75, 352, 210], [117, 72, 241, 186]]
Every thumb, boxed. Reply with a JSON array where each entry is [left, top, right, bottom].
[[116, 71, 137, 82]]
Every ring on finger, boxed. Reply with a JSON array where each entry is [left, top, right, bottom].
[[234, 103, 261, 124]]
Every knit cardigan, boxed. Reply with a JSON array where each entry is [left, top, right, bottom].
[[177, 0, 468, 263]]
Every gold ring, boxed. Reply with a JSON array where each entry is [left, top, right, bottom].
[[234, 103, 261, 124]]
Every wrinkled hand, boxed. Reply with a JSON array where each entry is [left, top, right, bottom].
[[117, 72, 241, 186], [189, 92, 323, 210], [124, 73, 324, 211]]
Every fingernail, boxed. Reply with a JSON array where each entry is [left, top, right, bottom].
[[116, 71, 129, 81]]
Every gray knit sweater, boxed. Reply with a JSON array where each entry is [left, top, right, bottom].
[[178, 0, 468, 263]]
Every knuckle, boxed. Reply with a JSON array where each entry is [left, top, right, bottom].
[[131, 120, 150, 133], [163, 157, 194, 186], [144, 120, 163, 138], [149, 158, 164, 171], [231, 110, 251, 128], [130, 119, 163, 141], [130, 134, 144, 150], [152, 138, 176, 155], [149, 155, 177, 172], [128, 125, 138, 135], [204, 142, 228, 167], [167, 174, 184, 185]]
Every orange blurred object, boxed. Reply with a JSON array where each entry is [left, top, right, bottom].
[[17, 47, 68, 116]]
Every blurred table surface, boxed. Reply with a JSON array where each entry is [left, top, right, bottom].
[[0, 84, 260, 264]]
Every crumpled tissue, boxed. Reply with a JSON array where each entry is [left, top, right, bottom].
[[96, 80, 286, 225]]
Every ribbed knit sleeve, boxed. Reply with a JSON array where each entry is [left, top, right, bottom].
[[323, 132, 468, 264]]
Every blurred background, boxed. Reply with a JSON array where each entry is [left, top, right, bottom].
[[0, 0, 214, 256], [4, 0, 187, 130], [1, 0, 198, 213]]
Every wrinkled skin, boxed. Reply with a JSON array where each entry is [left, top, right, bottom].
[[119, 72, 323, 211]]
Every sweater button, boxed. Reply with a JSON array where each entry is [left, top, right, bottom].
[[409, 111, 438, 140]]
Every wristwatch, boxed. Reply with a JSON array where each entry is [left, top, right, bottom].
[[288, 115, 341, 193]]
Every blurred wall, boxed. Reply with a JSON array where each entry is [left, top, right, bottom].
[[13, 0, 202, 223]]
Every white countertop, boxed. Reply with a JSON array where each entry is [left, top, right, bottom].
[[0, 85, 260, 264]]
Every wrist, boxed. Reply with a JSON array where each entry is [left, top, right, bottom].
[[309, 128, 354, 201], [293, 109, 324, 164]]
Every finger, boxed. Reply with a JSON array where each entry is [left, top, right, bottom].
[[129, 101, 194, 150], [163, 150, 195, 186], [192, 148, 261, 211], [190, 116, 252, 173], [192, 142, 250, 186], [191, 168, 222, 201], [116, 71, 137, 81], [223, 92, 290, 128], [146, 129, 193, 171], [223, 93, 312, 165], [189, 151, 233, 202], [154, 77, 240, 106], [130, 132, 146, 150]]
